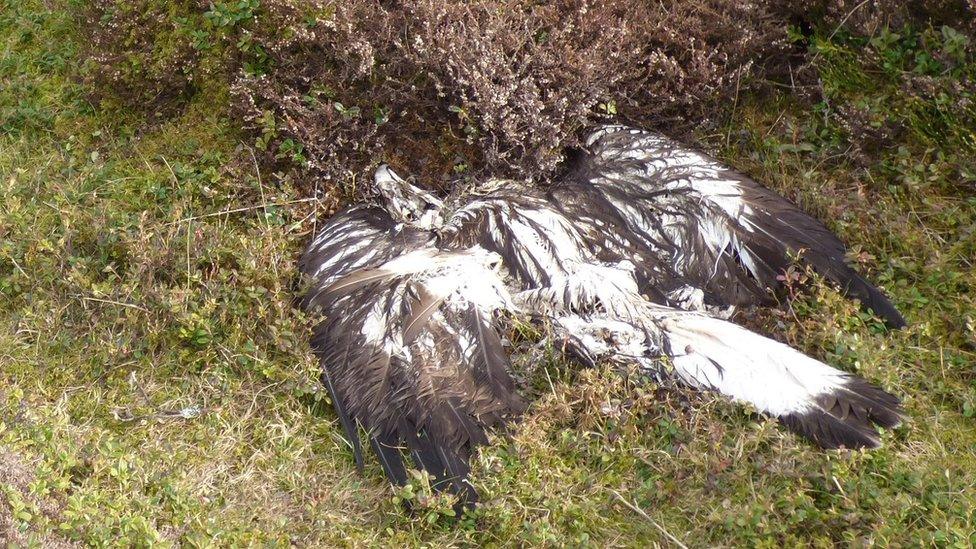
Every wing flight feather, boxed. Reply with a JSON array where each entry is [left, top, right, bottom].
[[301, 213, 523, 508], [559, 125, 905, 327]]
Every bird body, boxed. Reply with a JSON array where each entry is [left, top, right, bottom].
[[299, 125, 904, 509]]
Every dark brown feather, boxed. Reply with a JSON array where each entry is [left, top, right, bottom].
[[779, 378, 903, 449]]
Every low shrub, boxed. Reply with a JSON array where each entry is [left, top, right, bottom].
[[82, 0, 976, 188]]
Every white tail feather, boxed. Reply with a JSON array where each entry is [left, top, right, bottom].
[[660, 313, 849, 417]]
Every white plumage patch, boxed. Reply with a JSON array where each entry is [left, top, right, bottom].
[[660, 312, 847, 416]]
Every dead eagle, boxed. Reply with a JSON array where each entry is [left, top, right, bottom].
[[299, 125, 905, 509]]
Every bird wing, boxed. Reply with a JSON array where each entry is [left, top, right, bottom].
[[554, 125, 905, 327], [301, 212, 525, 508], [439, 182, 902, 450]]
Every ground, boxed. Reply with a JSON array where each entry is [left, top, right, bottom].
[[1, 1, 975, 547]]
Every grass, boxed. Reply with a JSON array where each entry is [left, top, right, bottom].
[[2, 1, 975, 546]]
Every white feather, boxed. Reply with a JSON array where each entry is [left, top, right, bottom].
[[658, 311, 848, 416]]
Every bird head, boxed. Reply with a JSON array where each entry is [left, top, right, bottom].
[[372, 165, 444, 230]]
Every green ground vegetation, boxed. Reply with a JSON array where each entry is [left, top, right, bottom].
[[1, 1, 974, 546]]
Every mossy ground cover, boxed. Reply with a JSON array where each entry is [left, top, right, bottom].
[[2, 1, 974, 546]]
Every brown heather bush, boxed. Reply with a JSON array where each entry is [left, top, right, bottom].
[[84, 0, 976, 189], [232, 0, 795, 184]]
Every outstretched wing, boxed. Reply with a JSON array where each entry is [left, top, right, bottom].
[[555, 125, 905, 327], [300, 205, 430, 472], [438, 185, 902, 449], [301, 211, 525, 509]]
